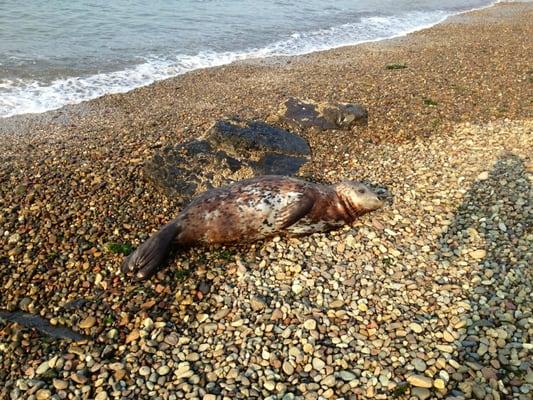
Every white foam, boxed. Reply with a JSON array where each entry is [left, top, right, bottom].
[[0, 6, 495, 118]]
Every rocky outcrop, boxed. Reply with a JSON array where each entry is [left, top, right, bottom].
[[271, 97, 368, 130], [143, 119, 311, 204]]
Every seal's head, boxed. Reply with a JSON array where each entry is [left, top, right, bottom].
[[335, 181, 384, 214]]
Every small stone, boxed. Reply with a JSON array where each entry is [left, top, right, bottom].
[[470, 249, 486, 259], [139, 366, 150, 377], [8, 233, 21, 244], [478, 343, 488, 356], [157, 366, 170, 376], [312, 357, 325, 371], [409, 322, 423, 333], [436, 344, 454, 353], [271, 308, 283, 320], [95, 392, 108, 400], [79, 316, 96, 329], [357, 303, 368, 312], [413, 358, 427, 372], [126, 329, 140, 343], [303, 343, 314, 353], [434, 378, 446, 390], [472, 384, 486, 399], [264, 381, 276, 391], [164, 334, 178, 346], [71, 373, 88, 384], [36, 389, 51, 400], [338, 371, 356, 381], [477, 171, 489, 180], [303, 319, 317, 330], [53, 379, 68, 390], [203, 395, 217, 400], [443, 331, 455, 342], [213, 308, 230, 320], [186, 352, 200, 362], [329, 300, 344, 308], [250, 296, 266, 311], [321, 375, 336, 387], [292, 283, 303, 295], [412, 387, 431, 400], [283, 361, 294, 375], [407, 375, 433, 388], [36, 361, 50, 375], [525, 370, 533, 384]]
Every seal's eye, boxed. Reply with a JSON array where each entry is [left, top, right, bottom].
[[358, 188, 366, 194]]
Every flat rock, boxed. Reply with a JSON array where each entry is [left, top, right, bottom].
[[208, 119, 310, 156], [272, 97, 368, 130], [143, 119, 311, 203], [143, 140, 243, 202]]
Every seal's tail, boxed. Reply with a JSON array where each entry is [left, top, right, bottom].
[[121, 222, 181, 280]]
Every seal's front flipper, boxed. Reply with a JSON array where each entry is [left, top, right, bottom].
[[276, 191, 315, 230], [121, 222, 180, 280]]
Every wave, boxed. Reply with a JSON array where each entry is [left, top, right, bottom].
[[0, 6, 494, 118]]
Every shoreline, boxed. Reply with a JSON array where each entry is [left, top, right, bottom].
[[0, 2, 532, 399], [0, 1, 502, 121], [0, 1, 531, 142]]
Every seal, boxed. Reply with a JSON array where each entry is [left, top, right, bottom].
[[122, 175, 384, 279]]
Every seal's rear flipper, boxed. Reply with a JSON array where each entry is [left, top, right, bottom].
[[121, 222, 180, 280]]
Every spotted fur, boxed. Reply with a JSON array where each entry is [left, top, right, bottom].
[[123, 175, 383, 279]]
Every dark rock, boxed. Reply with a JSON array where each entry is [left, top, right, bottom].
[[254, 153, 308, 176], [272, 97, 368, 130], [143, 119, 311, 204], [208, 120, 310, 156], [143, 140, 244, 201]]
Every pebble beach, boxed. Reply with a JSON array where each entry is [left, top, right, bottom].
[[0, 2, 532, 400]]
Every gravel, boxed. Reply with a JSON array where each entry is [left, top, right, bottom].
[[0, 2, 531, 400]]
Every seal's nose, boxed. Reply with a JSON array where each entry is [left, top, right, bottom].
[[374, 187, 393, 205]]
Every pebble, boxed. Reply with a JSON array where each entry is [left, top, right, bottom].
[[283, 361, 294, 375], [412, 387, 431, 400], [79, 316, 96, 329], [434, 378, 446, 390], [338, 371, 356, 381], [321, 375, 336, 387], [52, 379, 68, 390], [95, 392, 108, 400], [477, 171, 489, 180], [292, 282, 303, 294], [412, 358, 427, 372], [157, 366, 170, 376], [36, 361, 50, 375], [303, 319, 317, 330], [35, 389, 51, 400], [443, 331, 455, 342], [250, 296, 266, 311], [0, 13, 531, 400], [436, 344, 454, 353], [312, 358, 325, 371], [126, 329, 140, 343], [470, 249, 487, 259], [409, 322, 423, 333], [407, 375, 433, 388]]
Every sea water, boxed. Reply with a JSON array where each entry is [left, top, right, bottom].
[[0, 0, 500, 118]]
